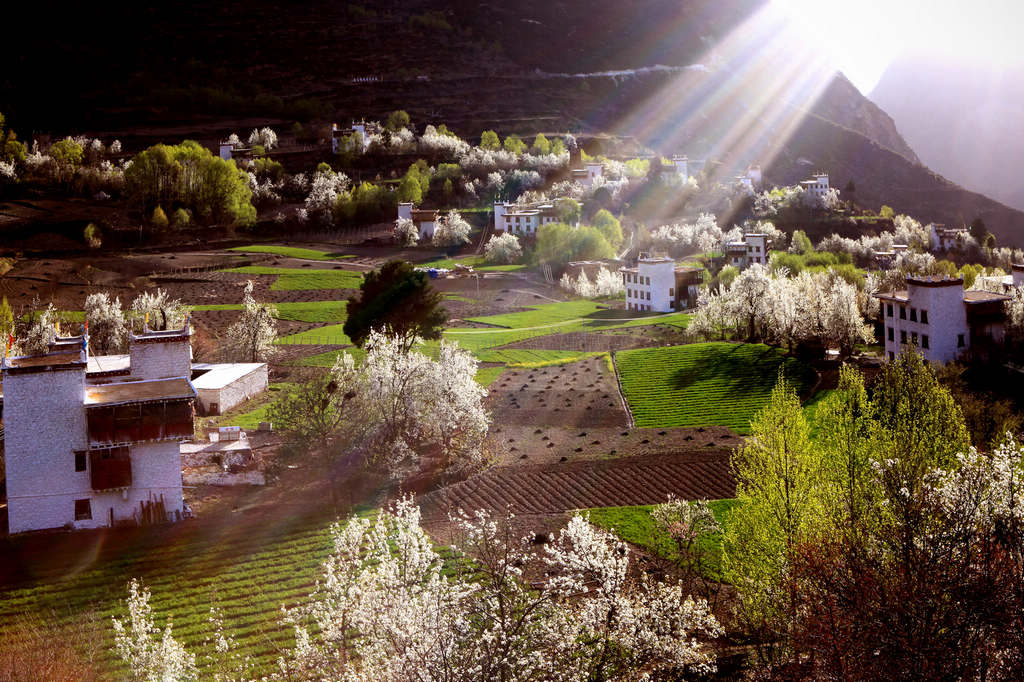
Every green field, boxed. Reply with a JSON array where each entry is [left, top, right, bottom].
[[475, 349, 604, 367], [474, 366, 506, 387], [615, 343, 815, 434], [420, 255, 526, 272], [0, 511, 348, 676], [192, 300, 349, 323], [212, 383, 292, 429], [224, 267, 363, 291], [228, 245, 354, 260], [276, 323, 352, 346], [587, 499, 740, 578]]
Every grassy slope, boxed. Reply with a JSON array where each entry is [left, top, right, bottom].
[[586, 499, 741, 578], [228, 245, 354, 260], [194, 300, 349, 323], [615, 343, 815, 434], [223, 267, 363, 291], [420, 255, 526, 272]]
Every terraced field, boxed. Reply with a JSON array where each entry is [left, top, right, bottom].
[[421, 452, 734, 517], [615, 343, 815, 434], [193, 300, 348, 323], [228, 245, 354, 260], [224, 266, 363, 291], [0, 507, 345, 676]]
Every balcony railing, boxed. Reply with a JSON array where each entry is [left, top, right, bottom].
[[87, 400, 194, 446]]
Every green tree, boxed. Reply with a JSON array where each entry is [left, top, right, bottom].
[[535, 223, 614, 268], [969, 216, 990, 243], [790, 230, 813, 254], [151, 206, 169, 229], [442, 178, 454, 199], [269, 373, 357, 449], [550, 138, 566, 157], [530, 133, 551, 155], [84, 223, 102, 248], [171, 208, 191, 228], [724, 374, 823, 668], [554, 197, 581, 224], [592, 209, 623, 250], [717, 265, 739, 290], [397, 174, 422, 204], [344, 260, 448, 353], [0, 296, 13, 341], [480, 130, 500, 151], [879, 205, 895, 219], [124, 141, 256, 226], [386, 110, 411, 132], [503, 135, 526, 155]]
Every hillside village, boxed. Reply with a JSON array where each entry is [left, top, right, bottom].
[[1, 108, 1024, 679]]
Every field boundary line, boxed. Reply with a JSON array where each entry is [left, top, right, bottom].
[[609, 351, 635, 429]]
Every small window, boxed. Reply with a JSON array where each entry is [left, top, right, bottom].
[[887, 327, 894, 342], [646, 291, 651, 300], [958, 333, 966, 348], [900, 330, 907, 344], [887, 304, 893, 317], [910, 308, 917, 322], [921, 310, 928, 324], [889, 351, 895, 360], [74, 498, 92, 521], [922, 335, 930, 349], [899, 306, 906, 320], [75, 452, 87, 472], [911, 332, 918, 346]]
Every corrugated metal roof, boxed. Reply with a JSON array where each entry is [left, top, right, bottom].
[[191, 363, 266, 390]]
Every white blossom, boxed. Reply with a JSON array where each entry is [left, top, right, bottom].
[[225, 280, 277, 362], [432, 209, 472, 247], [393, 217, 419, 246], [483, 233, 522, 264], [112, 579, 197, 682]]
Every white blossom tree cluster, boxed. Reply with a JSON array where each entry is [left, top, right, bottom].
[[247, 127, 278, 150], [559, 267, 625, 299], [114, 497, 722, 681], [302, 168, 351, 226], [225, 280, 278, 362], [393, 216, 419, 246], [482, 232, 522, 264], [817, 214, 931, 264], [327, 332, 489, 477], [754, 184, 840, 216], [431, 209, 472, 247], [690, 264, 873, 353]]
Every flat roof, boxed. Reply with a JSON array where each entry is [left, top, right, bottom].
[[87, 354, 131, 375], [192, 363, 265, 390], [5, 351, 85, 370], [875, 290, 909, 302], [963, 290, 1010, 303], [85, 377, 195, 407]]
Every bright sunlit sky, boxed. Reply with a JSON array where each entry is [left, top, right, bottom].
[[772, 0, 1024, 93]]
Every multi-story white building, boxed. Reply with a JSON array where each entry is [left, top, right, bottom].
[[928, 222, 969, 252], [493, 201, 562, 237], [398, 203, 440, 240], [800, 172, 831, 201], [2, 326, 197, 534], [725, 233, 770, 269], [875, 275, 1009, 364], [331, 121, 380, 154], [620, 256, 703, 312], [570, 162, 604, 188], [672, 155, 689, 179]]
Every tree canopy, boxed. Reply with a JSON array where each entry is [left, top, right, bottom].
[[124, 140, 256, 226], [343, 260, 448, 352]]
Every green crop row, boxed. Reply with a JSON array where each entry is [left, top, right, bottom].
[[615, 343, 815, 435]]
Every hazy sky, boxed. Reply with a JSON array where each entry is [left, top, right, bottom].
[[773, 0, 1024, 93]]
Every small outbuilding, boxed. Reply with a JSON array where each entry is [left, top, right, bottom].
[[190, 363, 268, 416]]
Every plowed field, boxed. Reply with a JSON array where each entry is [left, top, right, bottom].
[[421, 451, 734, 518]]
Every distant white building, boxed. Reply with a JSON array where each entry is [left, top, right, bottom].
[[875, 275, 1009, 364], [929, 222, 969, 252], [672, 155, 689, 179], [620, 255, 703, 312], [745, 165, 762, 186], [871, 244, 909, 269], [398, 203, 440, 240], [332, 121, 380, 154], [725, 233, 770, 269], [570, 162, 604, 188], [800, 172, 831, 201], [493, 201, 562, 237], [2, 326, 197, 534]]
